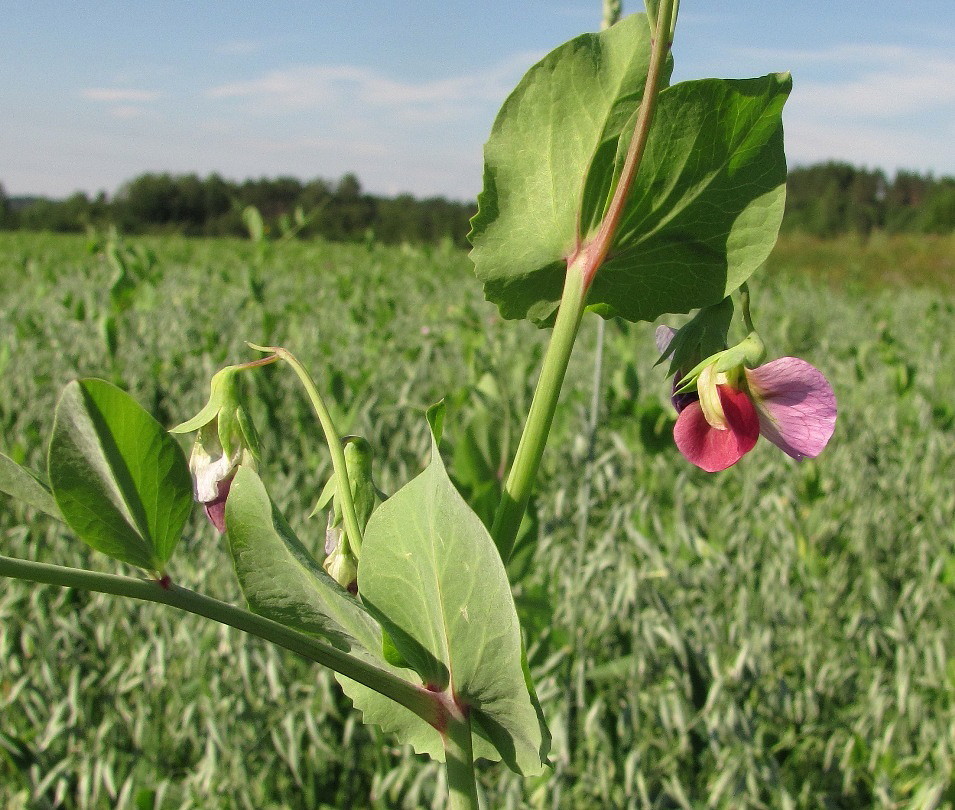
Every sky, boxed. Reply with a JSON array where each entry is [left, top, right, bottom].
[[3, 1, 955, 202]]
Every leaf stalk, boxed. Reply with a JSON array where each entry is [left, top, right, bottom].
[[577, 0, 675, 287], [0, 553, 444, 726], [443, 705, 480, 810], [491, 0, 677, 561], [249, 344, 366, 557]]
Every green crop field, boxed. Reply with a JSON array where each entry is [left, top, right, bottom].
[[1, 230, 953, 809]]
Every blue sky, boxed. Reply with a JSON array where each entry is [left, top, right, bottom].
[[3, 1, 954, 201]]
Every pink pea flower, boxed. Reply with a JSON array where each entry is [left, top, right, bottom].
[[656, 326, 837, 472]]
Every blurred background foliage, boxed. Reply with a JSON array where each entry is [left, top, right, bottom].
[[0, 229, 953, 808]]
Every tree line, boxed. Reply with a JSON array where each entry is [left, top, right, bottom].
[[0, 173, 474, 247], [1, 162, 953, 244], [782, 163, 955, 236]]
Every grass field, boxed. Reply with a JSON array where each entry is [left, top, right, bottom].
[[1, 230, 953, 809]]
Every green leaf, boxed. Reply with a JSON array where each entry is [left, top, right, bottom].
[[591, 74, 791, 322], [470, 13, 790, 326], [358, 427, 549, 775], [469, 14, 668, 325], [225, 466, 384, 654], [47, 379, 192, 572], [224, 467, 444, 759], [0, 453, 60, 520]]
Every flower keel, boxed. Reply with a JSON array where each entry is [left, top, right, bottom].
[[673, 385, 759, 472]]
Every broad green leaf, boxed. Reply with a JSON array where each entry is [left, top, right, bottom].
[[224, 466, 383, 654], [224, 467, 446, 759], [591, 74, 791, 322], [0, 453, 60, 520], [470, 13, 790, 326], [469, 14, 669, 325], [336, 678, 446, 760], [358, 428, 549, 775], [47, 379, 192, 572]]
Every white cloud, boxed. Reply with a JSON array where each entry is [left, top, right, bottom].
[[195, 54, 549, 198], [739, 43, 955, 119], [733, 43, 955, 175], [206, 52, 541, 118], [786, 119, 952, 174], [81, 87, 161, 103]]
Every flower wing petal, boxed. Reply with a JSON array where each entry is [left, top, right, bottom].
[[673, 386, 759, 472], [745, 357, 836, 460]]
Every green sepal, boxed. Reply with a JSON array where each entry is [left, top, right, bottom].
[[170, 364, 244, 437], [656, 298, 734, 379], [674, 331, 768, 394], [169, 386, 225, 434], [309, 474, 338, 519], [215, 397, 242, 460], [235, 405, 262, 460]]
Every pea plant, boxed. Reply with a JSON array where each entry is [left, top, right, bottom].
[[0, 2, 836, 806]]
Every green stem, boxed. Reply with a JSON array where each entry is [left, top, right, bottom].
[[491, 261, 589, 561], [0, 554, 443, 727], [251, 345, 365, 557], [444, 706, 479, 810], [490, 0, 676, 562], [740, 282, 756, 333]]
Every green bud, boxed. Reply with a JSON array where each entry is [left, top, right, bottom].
[[343, 436, 379, 536], [322, 527, 359, 593], [171, 364, 264, 525], [315, 435, 385, 586]]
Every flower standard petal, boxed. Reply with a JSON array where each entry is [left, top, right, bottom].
[[655, 324, 677, 354], [744, 357, 837, 460], [673, 385, 760, 472]]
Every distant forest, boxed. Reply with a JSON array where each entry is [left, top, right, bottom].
[[1, 162, 954, 245]]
